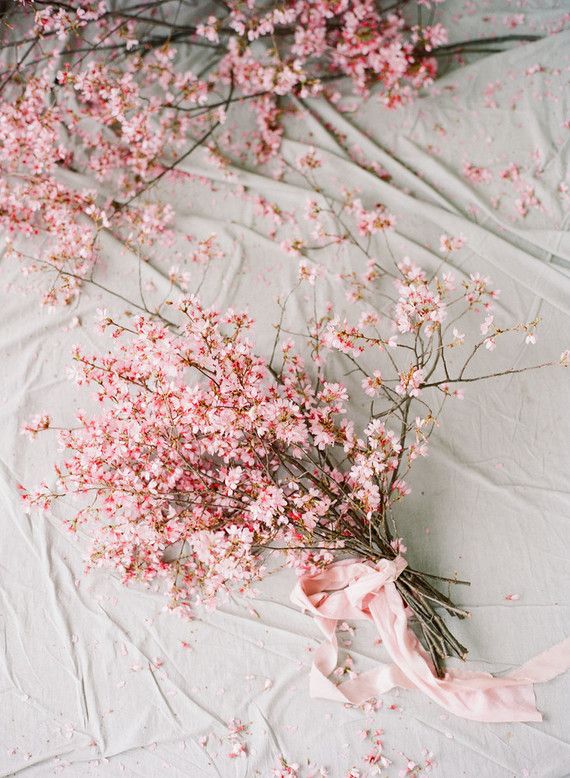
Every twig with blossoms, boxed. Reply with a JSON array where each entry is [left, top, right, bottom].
[[21, 247, 567, 677], [0, 0, 554, 304]]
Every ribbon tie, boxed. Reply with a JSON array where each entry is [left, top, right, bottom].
[[291, 557, 570, 722]]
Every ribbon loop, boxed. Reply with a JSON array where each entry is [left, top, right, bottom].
[[291, 557, 570, 722]]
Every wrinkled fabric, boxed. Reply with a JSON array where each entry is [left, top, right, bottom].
[[2, 6, 570, 777]]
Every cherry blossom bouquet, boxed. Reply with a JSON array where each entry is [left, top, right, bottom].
[[23, 254, 565, 676]]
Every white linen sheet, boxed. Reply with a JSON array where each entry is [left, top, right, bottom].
[[1, 9, 570, 777]]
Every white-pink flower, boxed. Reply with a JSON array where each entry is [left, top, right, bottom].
[[395, 366, 425, 398], [439, 233, 466, 253]]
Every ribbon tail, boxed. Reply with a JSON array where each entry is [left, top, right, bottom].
[[508, 638, 570, 684], [309, 635, 412, 705], [370, 583, 570, 722]]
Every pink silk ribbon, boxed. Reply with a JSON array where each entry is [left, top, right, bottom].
[[291, 557, 570, 722]]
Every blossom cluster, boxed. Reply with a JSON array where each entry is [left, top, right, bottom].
[[198, 1, 446, 105], [23, 296, 400, 610], [0, 0, 450, 303], [22, 236, 561, 626]]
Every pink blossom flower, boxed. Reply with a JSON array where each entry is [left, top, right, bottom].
[[362, 371, 384, 397], [395, 366, 425, 398], [500, 163, 520, 181], [394, 263, 447, 335], [463, 163, 492, 184], [273, 757, 300, 777], [281, 239, 305, 256], [504, 14, 525, 29], [439, 234, 466, 253], [21, 414, 51, 440], [452, 328, 465, 345], [465, 275, 499, 311], [298, 260, 320, 285], [356, 203, 396, 236], [480, 314, 494, 335]]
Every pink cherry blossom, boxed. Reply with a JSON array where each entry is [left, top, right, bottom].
[[396, 366, 425, 398], [439, 234, 466, 253]]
